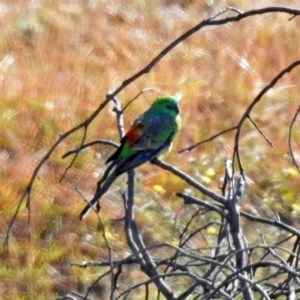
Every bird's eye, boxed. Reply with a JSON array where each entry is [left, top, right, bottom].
[[166, 104, 179, 113]]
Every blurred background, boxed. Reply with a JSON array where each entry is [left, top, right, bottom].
[[1, 0, 300, 299]]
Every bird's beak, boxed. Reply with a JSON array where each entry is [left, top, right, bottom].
[[175, 106, 180, 114]]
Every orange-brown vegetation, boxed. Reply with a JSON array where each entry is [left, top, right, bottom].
[[1, 0, 300, 299]]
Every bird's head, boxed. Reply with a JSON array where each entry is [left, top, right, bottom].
[[151, 96, 180, 116]]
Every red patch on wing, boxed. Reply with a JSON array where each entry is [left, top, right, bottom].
[[125, 124, 143, 143]]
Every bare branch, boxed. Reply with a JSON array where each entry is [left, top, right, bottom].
[[152, 158, 227, 205], [179, 126, 238, 153], [62, 139, 119, 159], [233, 59, 300, 176], [248, 115, 273, 147], [288, 105, 300, 173]]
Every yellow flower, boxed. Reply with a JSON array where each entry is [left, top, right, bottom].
[[201, 176, 212, 185], [291, 203, 300, 212], [286, 168, 298, 178], [206, 226, 217, 235], [205, 168, 216, 178], [152, 185, 165, 193]]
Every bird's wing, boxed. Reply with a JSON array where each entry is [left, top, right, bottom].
[[115, 137, 173, 175], [114, 116, 177, 175], [105, 123, 143, 165], [130, 115, 177, 151]]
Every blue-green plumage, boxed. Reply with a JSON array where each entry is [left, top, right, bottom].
[[80, 96, 181, 219]]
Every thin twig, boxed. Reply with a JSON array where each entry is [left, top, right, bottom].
[[288, 105, 300, 173], [60, 125, 88, 183], [122, 88, 155, 112], [179, 126, 238, 153], [248, 115, 273, 147], [233, 59, 300, 177], [62, 139, 119, 159]]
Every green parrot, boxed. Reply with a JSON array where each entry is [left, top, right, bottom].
[[80, 96, 181, 219]]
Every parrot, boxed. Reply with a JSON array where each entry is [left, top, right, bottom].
[[80, 96, 181, 219]]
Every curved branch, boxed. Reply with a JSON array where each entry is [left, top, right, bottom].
[[179, 126, 238, 153], [62, 139, 119, 159], [288, 105, 300, 173], [233, 59, 300, 177]]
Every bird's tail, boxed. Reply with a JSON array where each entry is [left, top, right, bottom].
[[79, 169, 118, 220]]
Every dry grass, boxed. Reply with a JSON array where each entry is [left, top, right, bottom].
[[1, 0, 300, 298]]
